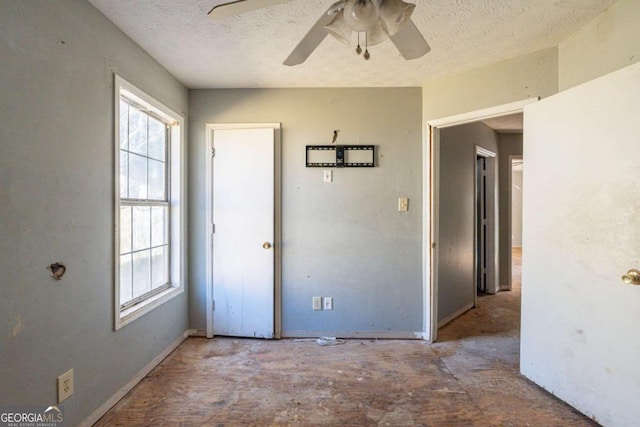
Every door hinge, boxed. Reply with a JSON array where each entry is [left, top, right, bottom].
[[210, 223, 215, 234], [212, 300, 215, 311], [212, 147, 216, 157]]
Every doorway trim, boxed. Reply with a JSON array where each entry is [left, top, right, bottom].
[[474, 146, 498, 298], [424, 98, 538, 342], [205, 123, 282, 339]]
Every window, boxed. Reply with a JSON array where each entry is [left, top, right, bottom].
[[114, 75, 184, 329]]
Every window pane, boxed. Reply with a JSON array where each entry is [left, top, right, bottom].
[[120, 206, 132, 254], [151, 246, 168, 289], [120, 254, 132, 305], [132, 206, 151, 251], [120, 151, 128, 198], [148, 117, 166, 161], [129, 153, 147, 199], [151, 206, 166, 247], [132, 250, 151, 298], [128, 107, 148, 156], [148, 159, 165, 200], [119, 100, 129, 150]]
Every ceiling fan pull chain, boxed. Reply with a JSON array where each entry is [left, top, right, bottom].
[[364, 31, 370, 60], [356, 32, 362, 55]]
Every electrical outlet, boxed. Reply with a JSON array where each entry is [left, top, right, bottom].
[[312, 296, 322, 311], [398, 197, 409, 212], [57, 369, 74, 403], [323, 297, 333, 310]]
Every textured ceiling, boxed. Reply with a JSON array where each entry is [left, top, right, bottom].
[[88, 0, 616, 89], [483, 113, 524, 133]]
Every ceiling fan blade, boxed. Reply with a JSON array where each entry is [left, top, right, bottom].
[[283, 1, 346, 66], [388, 19, 430, 60], [208, 0, 291, 19]]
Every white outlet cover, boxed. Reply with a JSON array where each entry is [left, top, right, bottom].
[[398, 197, 409, 212], [312, 296, 322, 310], [57, 369, 74, 403]]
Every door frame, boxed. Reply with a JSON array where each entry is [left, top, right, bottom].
[[475, 146, 498, 297], [424, 98, 537, 342], [205, 123, 282, 339]]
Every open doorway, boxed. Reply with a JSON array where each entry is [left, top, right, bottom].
[[510, 157, 523, 289], [435, 124, 499, 329], [426, 99, 533, 342]]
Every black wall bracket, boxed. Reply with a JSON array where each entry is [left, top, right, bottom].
[[306, 145, 375, 168]]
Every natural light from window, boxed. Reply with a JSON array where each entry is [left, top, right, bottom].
[[114, 75, 184, 329]]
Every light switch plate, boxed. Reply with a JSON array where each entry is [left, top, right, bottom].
[[324, 170, 332, 183], [313, 296, 322, 310], [323, 297, 333, 310]]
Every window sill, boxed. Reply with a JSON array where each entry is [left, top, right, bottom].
[[115, 285, 183, 330]]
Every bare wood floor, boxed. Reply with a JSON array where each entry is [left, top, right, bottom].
[[96, 248, 596, 426]]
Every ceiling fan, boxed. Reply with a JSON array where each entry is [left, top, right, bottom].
[[209, 0, 430, 66]]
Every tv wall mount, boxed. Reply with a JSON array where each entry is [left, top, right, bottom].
[[305, 145, 375, 168]]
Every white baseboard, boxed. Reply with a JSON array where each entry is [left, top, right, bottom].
[[80, 330, 189, 427], [438, 302, 474, 328], [187, 328, 206, 337], [282, 330, 423, 340], [413, 331, 432, 342]]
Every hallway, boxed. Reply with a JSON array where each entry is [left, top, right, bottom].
[[96, 249, 595, 426]]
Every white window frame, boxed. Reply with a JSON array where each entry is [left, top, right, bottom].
[[114, 75, 185, 330]]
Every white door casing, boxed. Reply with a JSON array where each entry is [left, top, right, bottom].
[[475, 146, 498, 296], [426, 98, 537, 341], [521, 62, 640, 426], [205, 124, 282, 339]]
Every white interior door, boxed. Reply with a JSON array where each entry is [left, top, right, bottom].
[[212, 127, 275, 338], [521, 62, 640, 426]]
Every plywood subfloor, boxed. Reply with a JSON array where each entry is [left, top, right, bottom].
[[95, 248, 596, 426]]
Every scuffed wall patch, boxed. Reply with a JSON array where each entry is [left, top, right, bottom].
[[11, 315, 25, 337]]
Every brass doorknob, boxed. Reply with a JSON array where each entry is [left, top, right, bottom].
[[621, 269, 640, 285], [262, 242, 272, 249]]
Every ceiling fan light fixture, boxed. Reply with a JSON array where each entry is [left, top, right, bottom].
[[325, 10, 353, 45], [379, 0, 416, 36], [364, 20, 387, 47], [283, 0, 429, 66], [324, 11, 353, 45], [343, 0, 379, 32]]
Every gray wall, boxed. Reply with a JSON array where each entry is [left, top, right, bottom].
[[497, 134, 523, 290], [189, 88, 423, 336], [0, 1, 189, 425], [438, 122, 498, 323]]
